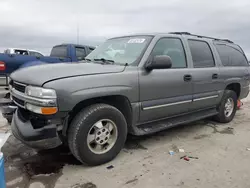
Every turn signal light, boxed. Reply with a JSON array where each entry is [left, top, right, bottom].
[[41, 107, 58, 115]]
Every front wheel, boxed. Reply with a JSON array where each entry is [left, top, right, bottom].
[[215, 90, 237, 123], [68, 104, 127, 166]]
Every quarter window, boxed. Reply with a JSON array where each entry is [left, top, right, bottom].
[[188, 40, 215, 68], [151, 38, 187, 68], [215, 44, 248, 66]]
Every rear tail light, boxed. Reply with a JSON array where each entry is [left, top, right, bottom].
[[0, 62, 5, 71]]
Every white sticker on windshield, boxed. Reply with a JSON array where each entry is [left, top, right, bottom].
[[128, 38, 145, 43]]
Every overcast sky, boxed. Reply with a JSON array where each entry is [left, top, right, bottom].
[[1, 0, 250, 58]]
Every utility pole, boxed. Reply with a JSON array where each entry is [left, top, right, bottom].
[[77, 22, 79, 44]]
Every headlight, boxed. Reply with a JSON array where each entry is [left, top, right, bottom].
[[25, 86, 57, 115], [25, 86, 57, 99]]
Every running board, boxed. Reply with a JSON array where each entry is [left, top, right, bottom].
[[134, 108, 218, 135]]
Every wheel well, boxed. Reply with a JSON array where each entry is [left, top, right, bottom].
[[226, 83, 241, 98], [67, 95, 133, 132]]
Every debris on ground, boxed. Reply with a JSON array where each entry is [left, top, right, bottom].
[[169, 151, 175, 155], [71, 182, 97, 188], [125, 178, 138, 185], [106, 165, 114, 170], [188, 156, 199, 159], [183, 156, 190, 161], [180, 155, 186, 159], [180, 155, 198, 161], [178, 148, 185, 153], [237, 100, 243, 109]]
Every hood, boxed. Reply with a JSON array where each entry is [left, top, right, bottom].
[[10, 62, 125, 86]]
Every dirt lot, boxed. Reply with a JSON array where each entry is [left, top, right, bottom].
[[2, 96, 250, 188]]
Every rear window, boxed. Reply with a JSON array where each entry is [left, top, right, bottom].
[[215, 44, 248, 66], [188, 40, 215, 68], [50, 46, 68, 58]]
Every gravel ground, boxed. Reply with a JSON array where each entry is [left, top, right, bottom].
[[2, 96, 250, 188]]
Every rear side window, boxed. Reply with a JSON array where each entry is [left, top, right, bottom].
[[75, 47, 86, 60], [29, 51, 43, 57], [151, 38, 187, 68], [215, 44, 248, 66], [188, 40, 215, 68], [50, 46, 68, 58], [14, 50, 28, 55]]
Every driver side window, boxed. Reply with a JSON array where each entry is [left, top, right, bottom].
[[151, 38, 187, 68]]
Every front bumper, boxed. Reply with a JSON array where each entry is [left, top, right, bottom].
[[11, 109, 62, 149], [0, 97, 16, 121]]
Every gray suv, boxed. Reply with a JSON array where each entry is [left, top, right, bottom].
[[9, 32, 250, 165]]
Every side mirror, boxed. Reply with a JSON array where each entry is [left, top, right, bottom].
[[145, 55, 172, 70]]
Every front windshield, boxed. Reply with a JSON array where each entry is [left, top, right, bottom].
[[86, 36, 152, 65]]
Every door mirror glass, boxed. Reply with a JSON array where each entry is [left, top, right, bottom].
[[146, 55, 172, 70]]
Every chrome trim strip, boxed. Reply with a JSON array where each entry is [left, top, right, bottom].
[[10, 88, 57, 107], [143, 100, 192, 110], [12, 99, 25, 108], [193, 95, 218, 102], [13, 81, 26, 87]]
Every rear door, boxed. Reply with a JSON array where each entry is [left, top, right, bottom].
[[187, 39, 223, 110]]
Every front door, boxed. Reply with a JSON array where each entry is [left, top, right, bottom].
[[139, 37, 193, 123]]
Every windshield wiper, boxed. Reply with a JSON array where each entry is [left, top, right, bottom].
[[94, 58, 115, 64]]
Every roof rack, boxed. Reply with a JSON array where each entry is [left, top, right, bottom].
[[169, 32, 234, 43]]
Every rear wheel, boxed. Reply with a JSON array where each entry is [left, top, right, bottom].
[[68, 104, 127, 166], [215, 90, 237, 123]]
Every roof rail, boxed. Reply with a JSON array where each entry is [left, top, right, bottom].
[[169, 32, 234, 43]]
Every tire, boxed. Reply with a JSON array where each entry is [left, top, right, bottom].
[[214, 90, 237, 123], [68, 103, 127, 166]]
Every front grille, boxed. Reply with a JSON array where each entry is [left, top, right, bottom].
[[13, 82, 26, 93], [12, 96, 25, 107]]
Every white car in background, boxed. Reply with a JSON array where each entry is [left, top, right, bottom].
[[4, 48, 44, 57]]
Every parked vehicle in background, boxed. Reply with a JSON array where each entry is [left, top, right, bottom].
[[0, 44, 95, 82], [4, 48, 44, 57], [0, 44, 95, 123], [9, 32, 250, 166]]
